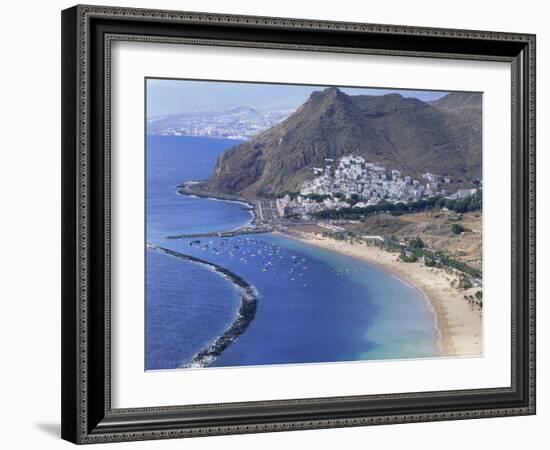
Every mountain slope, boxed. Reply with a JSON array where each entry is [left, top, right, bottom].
[[202, 88, 482, 198]]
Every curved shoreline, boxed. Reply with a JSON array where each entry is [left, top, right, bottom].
[[388, 273, 444, 357], [177, 181, 255, 212], [277, 232, 482, 357], [177, 182, 261, 232], [275, 231, 443, 357], [147, 243, 258, 368]]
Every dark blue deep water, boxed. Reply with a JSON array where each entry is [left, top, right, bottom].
[[145, 135, 440, 370]]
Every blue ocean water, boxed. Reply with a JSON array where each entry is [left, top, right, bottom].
[[147, 135, 253, 238], [146, 135, 440, 370]]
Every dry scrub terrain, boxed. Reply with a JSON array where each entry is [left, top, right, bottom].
[[346, 211, 482, 270]]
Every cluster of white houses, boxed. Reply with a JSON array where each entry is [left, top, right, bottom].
[[276, 194, 349, 217], [276, 154, 475, 218]]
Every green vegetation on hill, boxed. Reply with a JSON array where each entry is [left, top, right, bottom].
[[451, 223, 465, 235], [435, 190, 482, 213], [429, 252, 482, 279], [313, 191, 481, 220], [355, 232, 482, 279]]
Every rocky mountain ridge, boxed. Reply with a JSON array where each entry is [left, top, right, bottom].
[[201, 87, 482, 198]]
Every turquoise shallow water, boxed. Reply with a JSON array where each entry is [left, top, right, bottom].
[[145, 135, 440, 370]]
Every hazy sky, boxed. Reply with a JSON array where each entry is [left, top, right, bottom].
[[146, 78, 449, 117]]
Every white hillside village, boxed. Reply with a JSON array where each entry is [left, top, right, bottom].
[[276, 154, 478, 218]]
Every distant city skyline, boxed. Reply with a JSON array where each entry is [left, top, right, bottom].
[[146, 78, 449, 118]]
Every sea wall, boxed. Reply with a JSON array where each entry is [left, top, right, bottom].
[[147, 243, 258, 367]]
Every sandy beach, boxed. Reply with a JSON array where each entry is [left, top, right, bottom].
[[280, 232, 482, 357]]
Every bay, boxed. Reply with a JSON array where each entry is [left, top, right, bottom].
[[146, 134, 440, 370]]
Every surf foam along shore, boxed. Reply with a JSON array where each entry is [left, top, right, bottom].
[[147, 243, 258, 368]]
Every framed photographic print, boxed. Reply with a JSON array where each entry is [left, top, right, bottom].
[[61, 5, 536, 444]]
